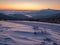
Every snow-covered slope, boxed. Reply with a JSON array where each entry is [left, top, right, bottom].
[[0, 21, 60, 45]]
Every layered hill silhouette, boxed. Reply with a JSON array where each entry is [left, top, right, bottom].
[[0, 9, 60, 23], [0, 13, 16, 20], [0, 13, 29, 20]]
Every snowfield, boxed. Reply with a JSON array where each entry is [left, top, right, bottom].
[[0, 21, 60, 45]]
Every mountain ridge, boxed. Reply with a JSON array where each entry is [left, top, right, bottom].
[[0, 9, 60, 23]]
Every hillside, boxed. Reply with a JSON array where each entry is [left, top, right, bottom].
[[0, 9, 60, 23], [0, 13, 29, 20]]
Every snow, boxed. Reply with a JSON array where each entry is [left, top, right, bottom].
[[0, 20, 60, 45]]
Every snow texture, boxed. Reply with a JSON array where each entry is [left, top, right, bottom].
[[0, 21, 60, 45]]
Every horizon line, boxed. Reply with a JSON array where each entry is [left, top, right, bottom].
[[0, 8, 60, 11]]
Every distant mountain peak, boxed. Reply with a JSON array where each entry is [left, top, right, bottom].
[[40, 9, 59, 11]]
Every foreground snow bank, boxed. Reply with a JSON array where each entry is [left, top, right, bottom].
[[0, 21, 60, 45]]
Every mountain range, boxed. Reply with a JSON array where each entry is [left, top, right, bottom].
[[0, 9, 60, 23]]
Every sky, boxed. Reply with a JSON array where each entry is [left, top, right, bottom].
[[0, 0, 60, 10]]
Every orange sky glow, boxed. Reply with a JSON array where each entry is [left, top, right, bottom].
[[0, 0, 60, 10]]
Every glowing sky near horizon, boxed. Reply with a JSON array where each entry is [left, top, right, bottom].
[[0, 0, 60, 10]]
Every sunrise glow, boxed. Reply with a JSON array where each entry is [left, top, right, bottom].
[[0, 0, 60, 10]]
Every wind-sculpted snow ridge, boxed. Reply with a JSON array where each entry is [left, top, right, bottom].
[[0, 21, 60, 45]]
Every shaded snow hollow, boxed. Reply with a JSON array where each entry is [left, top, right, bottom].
[[0, 21, 60, 45]]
